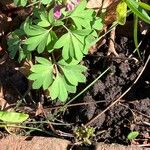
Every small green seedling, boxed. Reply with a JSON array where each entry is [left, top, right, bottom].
[[127, 131, 139, 140], [74, 125, 95, 145]]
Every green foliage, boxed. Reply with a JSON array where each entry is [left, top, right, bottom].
[[24, 21, 55, 53], [127, 131, 139, 140], [54, 29, 94, 61], [116, 1, 127, 25], [124, 0, 150, 24], [8, 0, 103, 102], [69, 0, 94, 29], [28, 57, 53, 90], [117, 0, 150, 25], [7, 29, 23, 59], [74, 125, 95, 145], [14, 0, 28, 6], [7, 28, 31, 62], [40, 0, 52, 5], [28, 57, 87, 102], [58, 59, 86, 86], [138, 1, 150, 11], [68, 0, 102, 30], [13, 0, 52, 6], [10, 0, 150, 102], [0, 111, 29, 123], [68, 0, 103, 31], [122, 0, 150, 58]]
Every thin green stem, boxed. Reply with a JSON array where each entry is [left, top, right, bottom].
[[65, 67, 110, 106], [0, 124, 52, 136], [50, 67, 110, 119], [26, 1, 40, 7], [133, 14, 141, 59], [62, 24, 70, 32]]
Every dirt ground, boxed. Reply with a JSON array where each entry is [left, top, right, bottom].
[[0, 0, 150, 149]]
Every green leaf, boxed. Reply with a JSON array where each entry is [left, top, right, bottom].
[[18, 47, 31, 62], [83, 32, 97, 54], [37, 10, 51, 27], [47, 31, 58, 53], [54, 29, 91, 61], [28, 57, 53, 90], [63, 78, 77, 93], [127, 131, 139, 140], [49, 73, 68, 102], [58, 59, 87, 86], [41, 0, 52, 5], [0, 111, 29, 123], [24, 21, 52, 53], [7, 38, 20, 58], [53, 20, 64, 26], [25, 31, 50, 53], [7, 28, 29, 61], [58, 75, 68, 101], [13, 0, 27, 6], [69, 0, 94, 29], [48, 9, 55, 24], [49, 75, 59, 100], [24, 21, 47, 36], [116, 1, 127, 25], [48, 59, 87, 102], [124, 0, 150, 24], [34, 8, 62, 27], [138, 2, 150, 11], [92, 17, 103, 30]]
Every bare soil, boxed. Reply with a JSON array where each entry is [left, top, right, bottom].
[[0, 0, 150, 149]]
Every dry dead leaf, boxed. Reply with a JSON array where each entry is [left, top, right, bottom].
[[35, 102, 45, 116], [16, 60, 32, 77], [87, 0, 119, 25], [87, 0, 114, 10]]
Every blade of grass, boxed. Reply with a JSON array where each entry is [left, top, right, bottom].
[[138, 2, 150, 11], [133, 14, 141, 59], [124, 0, 150, 24]]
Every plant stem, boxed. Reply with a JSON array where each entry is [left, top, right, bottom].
[[0, 124, 52, 136], [65, 67, 110, 106], [133, 14, 141, 59], [26, 1, 40, 7]]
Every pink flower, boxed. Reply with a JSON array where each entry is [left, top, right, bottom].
[[54, 5, 62, 19], [71, 0, 80, 5], [66, 0, 80, 11], [66, 2, 75, 11]]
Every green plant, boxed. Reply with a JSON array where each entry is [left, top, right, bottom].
[[116, 0, 150, 58], [0, 111, 29, 123], [127, 131, 139, 140], [74, 125, 95, 145], [0, 111, 29, 133], [0, 111, 52, 135], [8, 0, 103, 102], [13, 0, 52, 6]]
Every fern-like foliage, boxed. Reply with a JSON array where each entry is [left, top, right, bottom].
[[8, 0, 103, 102]]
